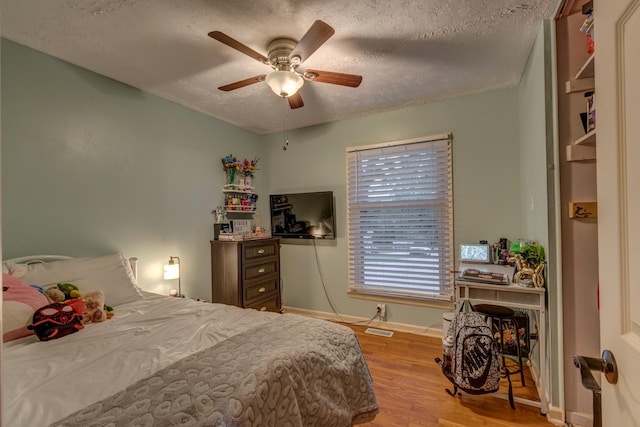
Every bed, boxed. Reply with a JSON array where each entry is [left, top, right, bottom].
[[2, 253, 378, 426]]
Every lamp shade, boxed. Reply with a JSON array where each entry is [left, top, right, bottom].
[[163, 263, 179, 280], [265, 71, 304, 97]]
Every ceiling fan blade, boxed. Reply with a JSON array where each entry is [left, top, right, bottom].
[[218, 75, 266, 92], [289, 20, 335, 64], [303, 69, 362, 87], [287, 92, 304, 109], [208, 31, 269, 64]]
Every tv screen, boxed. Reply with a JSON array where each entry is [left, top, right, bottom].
[[270, 191, 336, 239]]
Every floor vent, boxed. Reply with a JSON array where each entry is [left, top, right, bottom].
[[365, 328, 394, 337]]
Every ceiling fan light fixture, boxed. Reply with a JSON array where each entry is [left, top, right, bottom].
[[265, 70, 304, 98]]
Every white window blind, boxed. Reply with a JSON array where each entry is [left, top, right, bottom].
[[346, 135, 454, 301]]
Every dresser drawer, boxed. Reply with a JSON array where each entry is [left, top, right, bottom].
[[242, 241, 278, 262], [243, 260, 278, 282], [244, 278, 280, 303], [245, 294, 281, 313]]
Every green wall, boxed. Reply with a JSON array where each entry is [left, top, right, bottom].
[[261, 88, 523, 329], [1, 39, 263, 300]]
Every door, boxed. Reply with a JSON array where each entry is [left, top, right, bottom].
[[596, 0, 640, 425]]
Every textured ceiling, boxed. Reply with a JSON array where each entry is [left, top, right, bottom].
[[0, 0, 557, 134]]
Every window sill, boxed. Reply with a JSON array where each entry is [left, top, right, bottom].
[[347, 291, 455, 310]]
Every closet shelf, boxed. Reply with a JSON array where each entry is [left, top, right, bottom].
[[565, 77, 595, 93], [575, 54, 595, 80], [566, 144, 596, 162], [575, 129, 596, 145]]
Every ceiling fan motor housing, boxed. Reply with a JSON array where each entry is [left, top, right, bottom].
[[267, 38, 299, 70]]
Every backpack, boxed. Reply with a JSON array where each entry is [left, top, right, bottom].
[[436, 300, 502, 397]]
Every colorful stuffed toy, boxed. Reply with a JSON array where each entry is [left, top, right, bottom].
[[44, 287, 65, 303], [42, 283, 113, 324], [2, 273, 50, 342], [56, 283, 81, 299], [44, 283, 81, 303], [82, 291, 107, 324], [27, 303, 84, 341]]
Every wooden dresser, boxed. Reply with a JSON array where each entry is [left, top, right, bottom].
[[210, 238, 281, 312]]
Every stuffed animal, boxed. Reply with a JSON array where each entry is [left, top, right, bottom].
[[82, 291, 107, 324], [44, 287, 65, 303], [64, 298, 86, 318], [28, 303, 84, 341], [57, 283, 81, 299], [2, 273, 50, 342], [44, 283, 81, 302]]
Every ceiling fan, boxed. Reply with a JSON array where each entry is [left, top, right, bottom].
[[208, 20, 362, 109]]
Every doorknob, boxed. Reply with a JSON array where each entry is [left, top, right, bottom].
[[573, 350, 618, 427], [573, 349, 618, 386]]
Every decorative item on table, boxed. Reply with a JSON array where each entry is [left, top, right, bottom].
[[230, 219, 253, 234], [243, 230, 272, 240], [221, 154, 259, 189], [508, 240, 545, 288], [459, 268, 509, 285], [240, 157, 259, 188], [218, 232, 243, 241], [491, 238, 511, 265], [221, 154, 241, 186], [241, 213, 271, 240], [212, 206, 227, 223], [225, 192, 258, 212], [212, 206, 229, 240]]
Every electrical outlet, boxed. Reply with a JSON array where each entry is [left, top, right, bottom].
[[376, 303, 386, 320]]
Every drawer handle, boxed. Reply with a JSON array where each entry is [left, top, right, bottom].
[[260, 306, 267, 311], [258, 249, 265, 254], [258, 268, 265, 273], [259, 287, 266, 293]]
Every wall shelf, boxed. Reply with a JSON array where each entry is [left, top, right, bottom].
[[225, 207, 256, 213], [575, 53, 595, 80], [575, 129, 596, 145], [566, 144, 596, 161], [223, 185, 255, 193], [565, 77, 595, 93], [223, 186, 257, 213]]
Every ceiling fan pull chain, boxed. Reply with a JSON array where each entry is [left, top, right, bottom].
[[282, 97, 289, 151]]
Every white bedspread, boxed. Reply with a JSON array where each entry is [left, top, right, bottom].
[[3, 293, 281, 427]]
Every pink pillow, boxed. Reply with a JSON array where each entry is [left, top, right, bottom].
[[3, 273, 49, 342]]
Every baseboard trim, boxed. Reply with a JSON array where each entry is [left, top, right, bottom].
[[566, 410, 593, 427], [282, 306, 444, 339], [546, 405, 566, 426]]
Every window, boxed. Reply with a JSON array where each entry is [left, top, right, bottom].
[[346, 134, 453, 302]]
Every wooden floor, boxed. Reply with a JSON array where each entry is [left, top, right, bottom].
[[345, 324, 555, 427]]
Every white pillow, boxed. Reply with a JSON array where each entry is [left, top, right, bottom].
[[6, 253, 143, 307]]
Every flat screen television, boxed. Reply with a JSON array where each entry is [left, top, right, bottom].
[[270, 191, 336, 239]]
